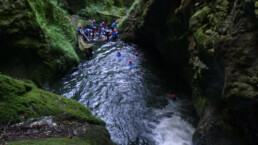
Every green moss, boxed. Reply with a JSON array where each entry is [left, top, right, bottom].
[[193, 25, 213, 49], [190, 6, 211, 31], [27, 0, 79, 69], [0, 74, 105, 125], [8, 137, 92, 145], [0, 0, 79, 85], [193, 95, 209, 116]]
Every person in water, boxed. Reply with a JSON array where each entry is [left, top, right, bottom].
[[111, 20, 118, 31], [104, 27, 111, 41], [99, 22, 105, 36], [172, 94, 176, 101], [117, 51, 121, 57], [112, 29, 118, 40], [129, 60, 134, 68], [91, 19, 96, 38]]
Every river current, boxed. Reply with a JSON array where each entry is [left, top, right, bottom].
[[50, 41, 196, 145]]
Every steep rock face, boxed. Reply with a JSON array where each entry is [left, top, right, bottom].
[[0, 0, 79, 86], [120, 0, 258, 144], [119, 0, 193, 71], [189, 0, 258, 144]]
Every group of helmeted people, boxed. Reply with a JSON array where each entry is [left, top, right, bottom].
[[78, 19, 119, 42]]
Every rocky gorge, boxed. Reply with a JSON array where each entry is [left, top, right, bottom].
[[0, 0, 257, 144]]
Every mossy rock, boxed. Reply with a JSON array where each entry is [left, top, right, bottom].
[[0, 74, 105, 125], [0, 0, 79, 86], [8, 137, 92, 145]]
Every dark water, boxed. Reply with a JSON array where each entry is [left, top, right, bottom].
[[50, 41, 196, 145]]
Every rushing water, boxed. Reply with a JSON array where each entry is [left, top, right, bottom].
[[50, 40, 196, 145]]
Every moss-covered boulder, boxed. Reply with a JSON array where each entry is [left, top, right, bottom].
[[0, 74, 115, 145], [0, 74, 104, 125], [0, 0, 79, 86]]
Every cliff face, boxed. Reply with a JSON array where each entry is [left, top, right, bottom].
[[119, 0, 192, 69], [0, 0, 79, 86], [120, 0, 258, 144], [190, 0, 258, 144]]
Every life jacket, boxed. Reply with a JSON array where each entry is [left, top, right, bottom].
[[104, 28, 110, 33], [85, 29, 91, 34], [111, 22, 116, 28], [92, 22, 96, 28], [99, 23, 103, 30], [112, 32, 118, 37], [78, 28, 81, 34]]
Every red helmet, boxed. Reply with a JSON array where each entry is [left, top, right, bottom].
[[129, 60, 132, 63], [106, 27, 108, 29], [172, 94, 176, 98], [79, 25, 82, 28], [117, 51, 120, 54], [90, 29, 93, 32], [102, 22, 105, 24], [115, 20, 118, 23], [113, 29, 117, 32], [93, 19, 96, 23]]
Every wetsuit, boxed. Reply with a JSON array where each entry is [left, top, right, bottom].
[[85, 29, 91, 38], [111, 22, 116, 31], [104, 28, 111, 41], [78, 27, 82, 35], [112, 31, 118, 40], [98, 23, 103, 36], [92, 22, 96, 37]]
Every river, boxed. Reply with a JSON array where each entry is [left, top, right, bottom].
[[50, 40, 197, 145]]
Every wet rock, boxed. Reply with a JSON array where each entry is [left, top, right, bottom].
[[0, 116, 114, 145], [120, 0, 258, 144]]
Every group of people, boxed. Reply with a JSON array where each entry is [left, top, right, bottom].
[[78, 19, 119, 42]]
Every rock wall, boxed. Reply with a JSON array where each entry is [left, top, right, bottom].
[[190, 0, 258, 144], [119, 0, 193, 72], [120, 0, 258, 144], [0, 0, 79, 86]]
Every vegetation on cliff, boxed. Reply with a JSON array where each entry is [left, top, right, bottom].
[[119, 0, 258, 144], [0, 0, 79, 86]]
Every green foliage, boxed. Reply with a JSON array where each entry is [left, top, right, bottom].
[[77, 4, 125, 24], [0, 74, 105, 125], [193, 95, 209, 116], [28, 0, 79, 69], [118, 0, 141, 28], [8, 137, 92, 145], [0, 0, 79, 85]]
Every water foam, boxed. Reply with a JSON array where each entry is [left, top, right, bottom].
[[152, 100, 195, 145]]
